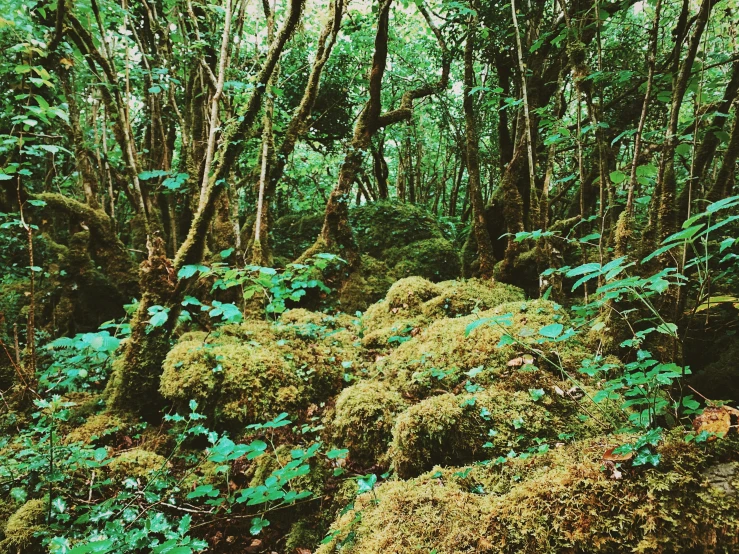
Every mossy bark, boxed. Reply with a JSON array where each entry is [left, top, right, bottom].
[[105, 237, 176, 420]]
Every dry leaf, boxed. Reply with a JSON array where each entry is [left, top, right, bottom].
[[296, 549, 312, 554], [603, 446, 633, 462], [507, 357, 524, 367], [553, 385, 565, 396], [693, 406, 735, 438]]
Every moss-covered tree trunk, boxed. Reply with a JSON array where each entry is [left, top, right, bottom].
[[464, 16, 496, 278], [107, 0, 305, 419]]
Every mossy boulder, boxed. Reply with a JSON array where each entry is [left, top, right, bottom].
[[0, 498, 46, 554], [317, 436, 739, 554], [108, 449, 167, 480], [349, 202, 461, 285], [350, 202, 445, 258], [161, 318, 359, 428], [338, 255, 396, 314], [389, 383, 581, 478], [271, 213, 324, 261], [330, 381, 408, 467], [385, 238, 461, 283], [375, 299, 586, 396], [361, 277, 525, 350], [64, 412, 131, 446]]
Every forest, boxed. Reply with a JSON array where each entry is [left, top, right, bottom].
[[1, 0, 739, 551]]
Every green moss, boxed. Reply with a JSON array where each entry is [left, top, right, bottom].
[[331, 381, 408, 467], [0, 498, 46, 554], [271, 213, 325, 261], [386, 238, 461, 282], [160, 319, 354, 428], [350, 202, 444, 258], [375, 299, 588, 397], [425, 279, 525, 318], [361, 278, 525, 351], [338, 255, 395, 314], [64, 412, 130, 445], [317, 436, 739, 554], [108, 449, 166, 480], [389, 384, 578, 478]]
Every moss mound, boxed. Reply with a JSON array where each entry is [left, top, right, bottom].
[[64, 412, 131, 446], [108, 449, 167, 480], [318, 437, 739, 554], [338, 255, 396, 314], [0, 498, 46, 554], [330, 381, 408, 467], [271, 213, 324, 261], [389, 383, 581, 478], [375, 299, 586, 396], [161, 317, 360, 428], [350, 202, 445, 258], [361, 278, 525, 350], [385, 238, 461, 282]]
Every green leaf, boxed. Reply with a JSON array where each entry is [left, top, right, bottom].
[[327, 448, 349, 460], [538, 323, 564, 339]]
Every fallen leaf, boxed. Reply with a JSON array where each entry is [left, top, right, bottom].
[[603, 446, 633, 462], [553, 385, 565, 396], [693, 406, 735, 438], [507, 357, 523, 367]]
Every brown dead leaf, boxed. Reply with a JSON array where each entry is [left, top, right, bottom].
[[553, 385, 565, 396], [411, 327, 420, 337], [60, 58, 74, 68], [603, 446, 633, 463], [507, 357, 524, 367], [296, 549, 312, 554], [693, 406, 735, 438]]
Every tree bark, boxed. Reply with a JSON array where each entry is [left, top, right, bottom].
[[464, 15, 497, 278]]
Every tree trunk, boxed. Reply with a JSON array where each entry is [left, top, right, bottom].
[[464, 16, 496, 278]]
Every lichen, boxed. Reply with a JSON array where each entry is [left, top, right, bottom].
[[317, 436, 739, 554], [330, 381, 408, 467]]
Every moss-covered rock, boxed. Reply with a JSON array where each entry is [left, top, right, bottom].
[[389, 383, 580, 478], [330, 381, 408, 467], [271, 213, 325, 261], [375, 299, 586, 397], [160, 318, 359, 428], [338, 255, 396, 314], [0, 498, 46, 554], [361, 278, 525, 350], [385, 238, 461, 283], [350, 202, 445, 258], [317, 436, 739, 554], [64, 412, 131, 446], [108, 449, 167, 480]]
